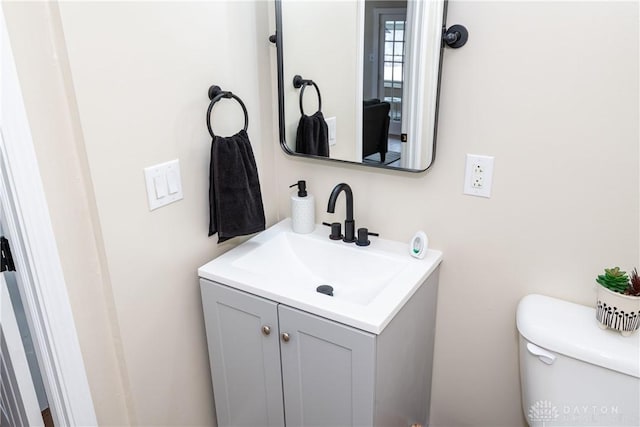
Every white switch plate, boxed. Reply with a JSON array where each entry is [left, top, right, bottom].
[[325, 116, 337, 146], [144, 159, 183, 210], [463, 154, 494, 198]]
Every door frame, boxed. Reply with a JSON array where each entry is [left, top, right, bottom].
[[1, 273, 43, 426], [374, 10, 406, 137], [371, 7, 407, 105], [0, 6, 97, 426], [400, 0, 444, 169]]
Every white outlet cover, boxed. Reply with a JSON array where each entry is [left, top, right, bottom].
[[464, 154, 494, 198], [325, 116, 337, 146]]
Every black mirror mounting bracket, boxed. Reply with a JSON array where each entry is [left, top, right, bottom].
[[443, 24, 468, 48]]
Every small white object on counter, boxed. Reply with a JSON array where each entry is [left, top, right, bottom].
[[410, 231, 428, 259]]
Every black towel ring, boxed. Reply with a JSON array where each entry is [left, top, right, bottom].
[[293, 75, 322, 116], [206, 85, 249, 138]]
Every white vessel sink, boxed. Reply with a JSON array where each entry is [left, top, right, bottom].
[[198, 219, 442, 333]]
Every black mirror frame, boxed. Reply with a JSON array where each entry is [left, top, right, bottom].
[[273, 0, 457, 173]]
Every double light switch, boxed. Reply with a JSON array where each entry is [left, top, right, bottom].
[[144, 159, 183, 210]]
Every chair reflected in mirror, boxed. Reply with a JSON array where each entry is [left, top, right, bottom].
[[362, 98, 391, 164]]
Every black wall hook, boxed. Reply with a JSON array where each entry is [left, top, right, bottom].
[[443, 24, 468, 48]]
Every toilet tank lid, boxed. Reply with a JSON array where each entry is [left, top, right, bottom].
[[517, 294, 640, 379]]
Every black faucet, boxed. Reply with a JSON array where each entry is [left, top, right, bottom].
[[327, 183, 356, 243]]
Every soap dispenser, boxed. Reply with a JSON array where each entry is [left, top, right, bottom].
[[289, 180, 315, 234]]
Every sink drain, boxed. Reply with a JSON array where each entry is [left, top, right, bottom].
[[316, 285, 333, 296]]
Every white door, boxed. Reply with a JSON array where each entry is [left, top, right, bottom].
[[0, 272, 43, 427]]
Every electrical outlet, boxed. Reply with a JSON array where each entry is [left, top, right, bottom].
[[325, 116, 337, 146], [471, 163, 484, 188], [464, 154, 494, 198]]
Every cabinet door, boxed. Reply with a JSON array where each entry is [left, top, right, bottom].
[[200, 280, 284, 427], [279, 306, 376, 427]]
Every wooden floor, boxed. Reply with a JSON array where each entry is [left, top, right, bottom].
[[42, 407, 54, 427]]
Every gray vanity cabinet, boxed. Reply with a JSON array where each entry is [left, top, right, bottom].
[[278, 305, 375, 426], [201, 280, 376, 427], [200, 280, 285, 427], [201, 268, 439, 427]]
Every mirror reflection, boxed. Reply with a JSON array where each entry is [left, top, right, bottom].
[[277, 0, 446, 171]]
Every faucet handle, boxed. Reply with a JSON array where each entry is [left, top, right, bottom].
[[356, 227, 379, 246], [322, 222, 343, 240]]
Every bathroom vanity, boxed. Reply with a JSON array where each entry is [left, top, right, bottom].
[[199, 220, 442, 427]]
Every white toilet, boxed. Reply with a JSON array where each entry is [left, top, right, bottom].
[[517, 294, 640, 426]]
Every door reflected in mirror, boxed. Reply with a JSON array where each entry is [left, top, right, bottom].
[[276, 0, 446, 172]]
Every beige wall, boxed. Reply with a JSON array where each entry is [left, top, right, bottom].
[[4, 0, 638, 426], [55, 1, 277, 424], [2, 2, 132, 424], [273, 1, 639, 427], [282, 0, 360, 161], [5, 0, 276, 425]]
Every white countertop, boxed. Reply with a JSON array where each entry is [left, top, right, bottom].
[[198, 219, 442, 334]]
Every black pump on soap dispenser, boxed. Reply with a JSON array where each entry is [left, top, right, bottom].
[[289, 180, 308, 197], [289, 180, 315, 233]]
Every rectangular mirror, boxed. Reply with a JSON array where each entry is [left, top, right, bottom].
[[275, 0, 447, 172]]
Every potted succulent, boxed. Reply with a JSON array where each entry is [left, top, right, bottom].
[[595, 267, 640, 336]]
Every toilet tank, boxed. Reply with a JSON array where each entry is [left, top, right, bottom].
[[517, 294, 640, 427]]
